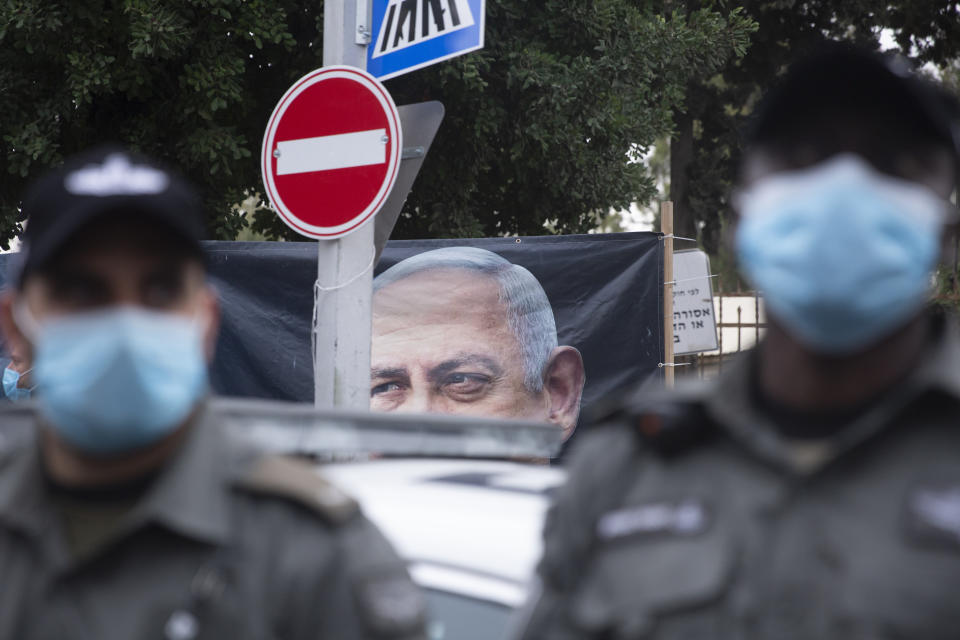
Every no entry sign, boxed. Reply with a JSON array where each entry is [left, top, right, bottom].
[[261, 66, 402, 239]]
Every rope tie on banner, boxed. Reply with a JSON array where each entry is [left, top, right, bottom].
[[661, 234, 697, 242], [665, 274, 719, 286], [658, 362, 692, 368]]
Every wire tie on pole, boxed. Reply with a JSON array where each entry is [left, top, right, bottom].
[[661, 234, 697, 242], [657, 362, 692, 368], [313, 249, 377, 292], [665, 274, 720, 286]]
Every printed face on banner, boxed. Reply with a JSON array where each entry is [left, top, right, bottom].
[[371, 248, 585, 439]]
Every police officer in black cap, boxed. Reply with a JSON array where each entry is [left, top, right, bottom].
[[514, 44, 960, 640], [0, 147, 427, 640]]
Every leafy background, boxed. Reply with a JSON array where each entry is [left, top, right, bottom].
[[1, 0, 958, 255]]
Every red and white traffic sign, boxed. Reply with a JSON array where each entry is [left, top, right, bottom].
[[261, 66, 402, 239]]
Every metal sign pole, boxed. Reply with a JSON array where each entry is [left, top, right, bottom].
[[316, 0, 374, 408]]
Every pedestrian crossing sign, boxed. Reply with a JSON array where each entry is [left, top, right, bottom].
[[367, 0, 485, 81]]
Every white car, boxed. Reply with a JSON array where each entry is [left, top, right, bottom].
[[221, 399, 566, 640], [324, 459, 566, 640]]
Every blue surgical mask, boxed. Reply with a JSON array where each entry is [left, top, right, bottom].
[[22, 306, 209, 455], [736, 154, 951, 354], [3, 366, 32, 401]]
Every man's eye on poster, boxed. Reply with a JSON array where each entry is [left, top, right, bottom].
[[370, 246, 586, 440]]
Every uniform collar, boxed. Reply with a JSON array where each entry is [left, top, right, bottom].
[[124, 403, 246, 546], [703, 312, 960, 474], [0, 401, 252, 548], [0, 427, 49, 536]]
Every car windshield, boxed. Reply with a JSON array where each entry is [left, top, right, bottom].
[[424, 589, 512, 640]]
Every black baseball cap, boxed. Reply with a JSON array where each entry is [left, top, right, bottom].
[[15, 145, 206, 287], [746, 43, 960, 163]]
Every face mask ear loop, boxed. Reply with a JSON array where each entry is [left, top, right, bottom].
[[18, 367, 37, 392]]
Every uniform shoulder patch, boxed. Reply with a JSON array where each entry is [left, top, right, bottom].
[[355, 572, 428, 637], [235, 455, 359, 525], [597, 498, 712, 541]]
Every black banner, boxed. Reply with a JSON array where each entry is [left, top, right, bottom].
[[0, 233, 663, 434]]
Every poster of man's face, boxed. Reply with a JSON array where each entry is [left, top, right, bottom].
[[371, 247, 585, 439]]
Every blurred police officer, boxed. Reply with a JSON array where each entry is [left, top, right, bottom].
[[0, 147, 427, 640], [3, 341, 33, 401], [515, 45, 960, 639]]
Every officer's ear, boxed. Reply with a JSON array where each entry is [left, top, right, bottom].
[[938, 179, 959, 266], [0, 290, 33, 365], [199, 282, 221, 362], [543, 346, 586, 441], [939, 222, 958, 268]]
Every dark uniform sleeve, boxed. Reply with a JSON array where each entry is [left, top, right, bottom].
[[512, 385, 716, 640], [512, 423, 642, 640], [312, 512, 427, 640], [235, 455, 428, 640]]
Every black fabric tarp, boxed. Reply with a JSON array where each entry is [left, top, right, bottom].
[[0, 232, 663, 427], [207, 232, 664, 424]]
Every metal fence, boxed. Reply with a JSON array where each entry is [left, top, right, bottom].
[[676, 276, 765, 379]]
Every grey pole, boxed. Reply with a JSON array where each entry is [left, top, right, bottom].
[[315, 0, 375, 408]]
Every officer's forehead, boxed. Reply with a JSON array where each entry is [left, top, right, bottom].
[[39, 214, 202, 272], [740, 148, 956, 199]]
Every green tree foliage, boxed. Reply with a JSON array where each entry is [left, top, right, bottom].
[[383, 1, 756, 238], [0, 0, 326, 248], [671, 1, 960, 255], [0, 0, 755, 246]]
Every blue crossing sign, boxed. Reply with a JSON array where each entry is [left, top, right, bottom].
[[367, 0, 485, 81]]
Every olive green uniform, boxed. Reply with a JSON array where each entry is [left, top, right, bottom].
[[0, 399, 427, 640], [517, 315, 960, 639]]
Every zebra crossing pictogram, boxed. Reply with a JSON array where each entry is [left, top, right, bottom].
[[373, 0, 476, 58], [367, 0, 483, 80]]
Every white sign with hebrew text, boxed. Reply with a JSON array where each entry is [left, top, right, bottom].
[[672, 250, 719, 355]]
